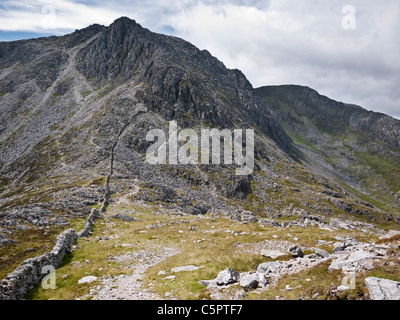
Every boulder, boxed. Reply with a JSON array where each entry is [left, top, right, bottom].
[[256, 261, 283, 274], [215, 268, 240, 285], [256, 272, 269, 287], [365, 277, 400, 300], [0, 238, 15, 247], [230, 210, 258, 223], [289, 246, 304, 258], [239, 273, 259, 291], [310, 247, 331, 258]]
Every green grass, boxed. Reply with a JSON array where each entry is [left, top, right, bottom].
[[81, 90, 92, 98], [283, 126, 321, 153], [23, 196, 390, 300], [0, 216, 85, 280], [355, 151, 400, 194]]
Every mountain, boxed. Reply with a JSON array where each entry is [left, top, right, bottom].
[[0, 17, 399, 300], [0, 17, 294, 202], [255, 85, 400, 214]]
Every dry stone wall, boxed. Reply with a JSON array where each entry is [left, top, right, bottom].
[[0, 208, 100, 300]]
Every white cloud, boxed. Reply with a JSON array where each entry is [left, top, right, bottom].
[[165, 0, 400, 118], [0, 0, 124, 33]]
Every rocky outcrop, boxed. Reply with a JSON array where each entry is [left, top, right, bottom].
[[329, 239, 388, 272], [74, 17, 293, 154], [200, 253, 329, 293], [230, 210, 258, 223]]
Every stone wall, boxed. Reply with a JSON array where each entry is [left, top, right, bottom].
[[0, 228, 77, 300], [77, 208, 100, 238], [0, 208, 100, 300]]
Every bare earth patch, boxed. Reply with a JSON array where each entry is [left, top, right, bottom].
[[80, 245, 180, 300]]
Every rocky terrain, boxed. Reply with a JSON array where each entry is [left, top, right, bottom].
[[0, 17, 399, 300]]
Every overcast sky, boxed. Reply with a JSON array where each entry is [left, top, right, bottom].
[[0, 0, 399, 119]]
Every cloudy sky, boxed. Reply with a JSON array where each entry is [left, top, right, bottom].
[[0, 0, 399, 119]]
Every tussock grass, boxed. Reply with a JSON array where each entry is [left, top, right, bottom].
[[24, 200, 397, 300]]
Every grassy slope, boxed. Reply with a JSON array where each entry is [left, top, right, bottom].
[[25, 198, 399, 300]]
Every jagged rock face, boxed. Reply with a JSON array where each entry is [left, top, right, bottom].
[[75, 17, 292, 152]]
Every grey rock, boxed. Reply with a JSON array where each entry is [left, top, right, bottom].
[[332, 239, 359, 253], [261, 249, 286, 259], [256, 272, 269, 288], [215, 268, 240, 285], [310, 247, 331, 258], [78, 276, 98, 284], [111, 213, 138, 222], [289, 246, 304, 258], [230, 210, 258, 223], [198, 279, 216, 288], [239, 273, 259, 292], [258, 219, 281, 228], [171, 265, 202, 273], [256, 261, 283, 274], [233, 290, 245, 300], [365, 277, 400, 300], [0, 238, 15, 247], [54, 217, 68, 225], [329, 249, 380, 272]]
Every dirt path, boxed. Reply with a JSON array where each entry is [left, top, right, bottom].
[[80, 245, 180, 300]]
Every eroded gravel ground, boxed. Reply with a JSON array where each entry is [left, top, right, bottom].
[[79, 246, 180, 300]]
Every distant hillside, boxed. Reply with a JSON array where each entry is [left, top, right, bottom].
[[256, 85, 400, 213]]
